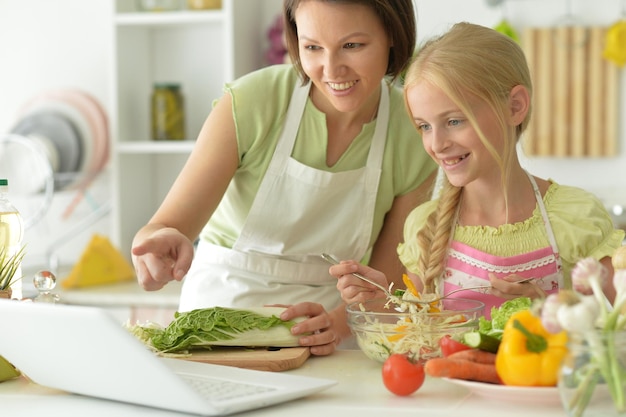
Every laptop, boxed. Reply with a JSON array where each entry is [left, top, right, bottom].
[[0, 300, 336, 416]]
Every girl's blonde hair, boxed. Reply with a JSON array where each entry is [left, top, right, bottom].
[[403, 22, 533, 292]]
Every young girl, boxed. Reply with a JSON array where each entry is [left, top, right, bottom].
[[332, 22, 624, 316]]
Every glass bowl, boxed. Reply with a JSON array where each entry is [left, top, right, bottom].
[[346, 297, 485, 363]]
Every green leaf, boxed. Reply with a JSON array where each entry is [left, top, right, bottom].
[[0, 245, 26, 290], [130, 306, 302, 353]]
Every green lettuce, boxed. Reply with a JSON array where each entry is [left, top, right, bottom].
[[477, 297, 532, 340], [127, 306, 303, 353]]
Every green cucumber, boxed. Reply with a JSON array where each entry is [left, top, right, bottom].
[[462, 331, 500, 353]]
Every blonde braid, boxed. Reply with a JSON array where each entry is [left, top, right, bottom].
[[416, 179, 462, 293]]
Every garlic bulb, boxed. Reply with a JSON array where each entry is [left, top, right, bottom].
[[612, 245, 626, 270]]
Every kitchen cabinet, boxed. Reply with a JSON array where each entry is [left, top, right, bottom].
[[109, 0, 273, 258]]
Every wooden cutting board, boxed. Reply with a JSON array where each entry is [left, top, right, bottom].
[[179, 347, 311, 372]]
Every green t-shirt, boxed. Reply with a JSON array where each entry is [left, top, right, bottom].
[[398, 181, 625, 286], [201, 64, 437, 253]]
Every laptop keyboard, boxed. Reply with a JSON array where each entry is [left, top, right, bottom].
[[182, 374, 278, 402]]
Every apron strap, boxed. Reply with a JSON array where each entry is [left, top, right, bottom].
[[527, 172, 562, 269], [273, 81, 310, 157], [366, 82, 389, 169]]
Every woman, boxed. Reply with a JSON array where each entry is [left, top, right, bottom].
[[131, 0, 437, 355], [332, 22, 624, 316]]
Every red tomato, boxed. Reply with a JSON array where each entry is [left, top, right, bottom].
[[382, 354, 425, 396], [439, 335, 472, 357]]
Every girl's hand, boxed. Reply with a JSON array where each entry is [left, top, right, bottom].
[[131, 227, 194, 291], [277, 302, 339, 356], [488, 273, 546, 299], [329, 260, 389, 305]]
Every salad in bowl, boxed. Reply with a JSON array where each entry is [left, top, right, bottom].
[[347, 296, 484, 363]]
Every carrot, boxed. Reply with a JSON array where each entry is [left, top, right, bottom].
[[425, 357, 501, 384], [446, 349, 497, 365]]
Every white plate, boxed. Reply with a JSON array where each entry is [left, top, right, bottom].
[[442, 378, 561, 405], [11, 111, 82, 190], [60, 89, 109, 174], [16, 96, 95, 189]]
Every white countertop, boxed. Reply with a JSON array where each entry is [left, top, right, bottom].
[[56, 280, 182, 308], [21, 278, 182, 309], [0, 350, 567, 417]]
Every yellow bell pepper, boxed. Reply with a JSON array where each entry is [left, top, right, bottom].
[[495, 309, 568, 386], [401, 274, 440, 313], [402, 274, 418, 296]]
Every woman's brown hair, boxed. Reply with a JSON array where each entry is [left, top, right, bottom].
[[283, 0, 416, 84]]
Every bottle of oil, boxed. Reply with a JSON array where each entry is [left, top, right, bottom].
[[0, 179, 24, 299]]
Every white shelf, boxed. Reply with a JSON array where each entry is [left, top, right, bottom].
[[115, 10, 224, 26], [116, 141, 196, 154], [108, 0, 277, 259]]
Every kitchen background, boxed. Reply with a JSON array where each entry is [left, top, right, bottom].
[[0, 0, 624, 276]]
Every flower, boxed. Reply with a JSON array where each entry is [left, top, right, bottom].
[[604, 20, 626, 67], [539, 256, 626, 417], [571, 257, 608, 295], [555, 295, 601, 333], [265, 14, 288, 65]]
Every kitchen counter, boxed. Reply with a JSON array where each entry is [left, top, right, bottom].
[[0, 349, 567, 417], [21, 263, 181, 309], [54, 280, 182, 324], [20, 274, 183, 325], [55, 280, 182, 309]]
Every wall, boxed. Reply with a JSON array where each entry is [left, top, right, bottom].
[[0, 0, 112, 273], [0, 0, 281, 273], [416, 0, 626, 211], [0, 0, 624, 273]]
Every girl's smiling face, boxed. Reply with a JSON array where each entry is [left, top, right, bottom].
[[294, 1, 391, 116], [406, 80, 504, 188]]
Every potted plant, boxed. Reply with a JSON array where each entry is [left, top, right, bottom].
[[0, 245, 26, 299]]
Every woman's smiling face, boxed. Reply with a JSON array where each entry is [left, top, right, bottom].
[[406, 80, 504, 188], [294, 1, 391, 114]]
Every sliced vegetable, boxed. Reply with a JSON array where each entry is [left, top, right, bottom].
[[439, 334, 472, 357], [462, 331, 500, 353], [495, 309, 568, 386], [127, 306, 304, 353]]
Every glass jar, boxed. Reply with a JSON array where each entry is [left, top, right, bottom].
[[559, 331, 626, 417], [151, 83, 186, 141], [136, 0, 181, 12], [187, 0, 221, 10]]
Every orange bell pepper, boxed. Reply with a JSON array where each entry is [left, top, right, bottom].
[[495, 309, 568, 386]]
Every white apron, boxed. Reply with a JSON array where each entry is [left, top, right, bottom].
[[179, 80, 390, 312]]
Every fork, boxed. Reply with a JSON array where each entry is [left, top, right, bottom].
[[321, 253, 534, 304], [404, 276, 535, 303], [321, 253, 397, 299], [322, 253, 436, 305]]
